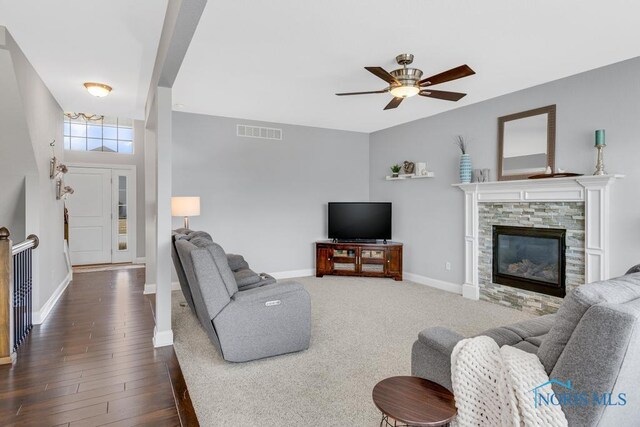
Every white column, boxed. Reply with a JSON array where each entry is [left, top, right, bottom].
[[462, 185, 480, 299], [152, 86, 173, 347], [578, 176, 615, 283], [143, 120, 157, 295]]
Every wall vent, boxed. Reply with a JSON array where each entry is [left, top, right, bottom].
[[237, 124, 282, 140]]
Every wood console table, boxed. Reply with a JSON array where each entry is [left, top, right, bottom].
[[315, 241, 403, 281]]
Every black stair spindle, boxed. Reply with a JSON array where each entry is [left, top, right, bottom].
[[12, 246, 34, 351], [27, 249, 32, 333]]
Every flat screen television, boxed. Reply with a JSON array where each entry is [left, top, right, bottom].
[[328, 202, 392, 242]]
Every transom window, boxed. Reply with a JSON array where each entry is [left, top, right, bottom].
[[63, 114, 134, 154]]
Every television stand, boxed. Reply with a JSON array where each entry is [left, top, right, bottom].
[[315, 240, 403, 281]]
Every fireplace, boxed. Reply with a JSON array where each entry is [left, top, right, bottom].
[[492, 225, 566, 298]]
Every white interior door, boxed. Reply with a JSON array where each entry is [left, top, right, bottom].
[[66, 167, 112, 265], [111, 169, 136, 264]]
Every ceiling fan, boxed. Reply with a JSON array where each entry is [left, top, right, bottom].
[[336, 54, 475, 110]]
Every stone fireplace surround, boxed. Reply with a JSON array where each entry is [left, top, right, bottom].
[[454, 175, 623, 313], [479, 202, 583, 314]]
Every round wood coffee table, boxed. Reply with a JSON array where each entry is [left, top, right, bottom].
[[372, 376, 456, 427]]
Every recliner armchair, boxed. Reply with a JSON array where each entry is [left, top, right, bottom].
[[171, 229, 311, 362], [412, 272, 640, 426]]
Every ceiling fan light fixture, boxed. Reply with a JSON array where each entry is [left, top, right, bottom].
[[83, 82, 112, 97], [337, 55, 474, 110], [389, 85, 420, 98]]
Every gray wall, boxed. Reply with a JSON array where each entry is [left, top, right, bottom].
[[370, 57, 640, 284], [0, 180, 25, 240], [1, 26, 68, 311], [64, 120, 146, 258], [172, 113, 369, 274], [0, 29, 37, 242]]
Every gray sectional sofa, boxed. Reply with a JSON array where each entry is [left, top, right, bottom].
[[412, 272, 640, 426], [171, 229, 311, 362]]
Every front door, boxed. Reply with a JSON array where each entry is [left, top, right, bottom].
[[66, 167, 112, 265]]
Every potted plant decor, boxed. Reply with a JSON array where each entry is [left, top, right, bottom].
[[390, 164, 402, 178], [455, 136, 472, 183]]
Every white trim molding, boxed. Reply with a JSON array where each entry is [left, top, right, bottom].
[[143, 282, 181, 294], [153, 327, 174, 347], [269, 269, 314, 280], [33, 270, 72, 325], [33, 240, 74, 324], [453, 174, 623, 300], [66, 162, 137, 171], [404, 272, 462, 295]]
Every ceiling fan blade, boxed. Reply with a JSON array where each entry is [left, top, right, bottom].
[[419, 64, 475, 87], [419, 89, 467, 101], [335, 89, 388, 96], [365, 67, 400, 85], [384, 97, 403, 110]]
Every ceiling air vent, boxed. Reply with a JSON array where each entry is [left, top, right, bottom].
[[237, 124, 282, 141]]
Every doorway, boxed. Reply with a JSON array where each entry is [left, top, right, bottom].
[[65, 165, 137, 266]]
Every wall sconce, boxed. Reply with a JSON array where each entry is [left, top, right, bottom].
[[56, 181, 74, 200], [48, 140, 74, 200], [49, 156, 58, 179], [50, 160, 68, 180], [49, 141, 69, 180]]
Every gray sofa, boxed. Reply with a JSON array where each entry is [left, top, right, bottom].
[[171, 229, 311, 362], [412, 272, 640, 426]]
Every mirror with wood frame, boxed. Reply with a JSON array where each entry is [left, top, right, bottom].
[[498, 105, 556, 181]]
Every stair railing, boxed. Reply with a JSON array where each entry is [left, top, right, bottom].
[[0, 227, 39, 365]]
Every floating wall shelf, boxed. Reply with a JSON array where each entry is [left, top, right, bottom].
[[385, 172, 435, 181]]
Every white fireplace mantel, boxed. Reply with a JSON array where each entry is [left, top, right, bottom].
[[453, 175, 624, 300]]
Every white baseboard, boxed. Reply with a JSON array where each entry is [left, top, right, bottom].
[[462, 283, 480, 300], [63, 239, 73, 282], [269, 269, 314, 280], [134, 257, 146, 264], [33, 269, 72, 325], [143, 282, 182, 294], [153, 327, 173, 347], [403, 272, 463, 295]]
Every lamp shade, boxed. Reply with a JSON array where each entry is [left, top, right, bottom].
[[171, 197, 200, 217]]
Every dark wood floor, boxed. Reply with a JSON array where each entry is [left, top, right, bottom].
[[0, 268, 198, 426]]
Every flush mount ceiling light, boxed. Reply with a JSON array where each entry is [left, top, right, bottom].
[[83, 82, 112, 97], [336, 54, 475, 110]]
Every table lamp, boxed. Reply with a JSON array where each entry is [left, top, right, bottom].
[[171, 196, 200, 229]]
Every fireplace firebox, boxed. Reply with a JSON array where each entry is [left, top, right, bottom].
[[492, 225, 566, 297]]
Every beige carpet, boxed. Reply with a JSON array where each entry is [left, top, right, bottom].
[[171, 276, 534, 426]]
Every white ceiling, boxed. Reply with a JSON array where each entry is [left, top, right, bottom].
[[0, 0, 167, 119], [173, 0, 640, 133]]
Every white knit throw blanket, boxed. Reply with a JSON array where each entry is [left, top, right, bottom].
[[451, 336, 568, 427]]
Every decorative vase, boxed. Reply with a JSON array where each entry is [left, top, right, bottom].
[[459, 154, 472, 183]]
